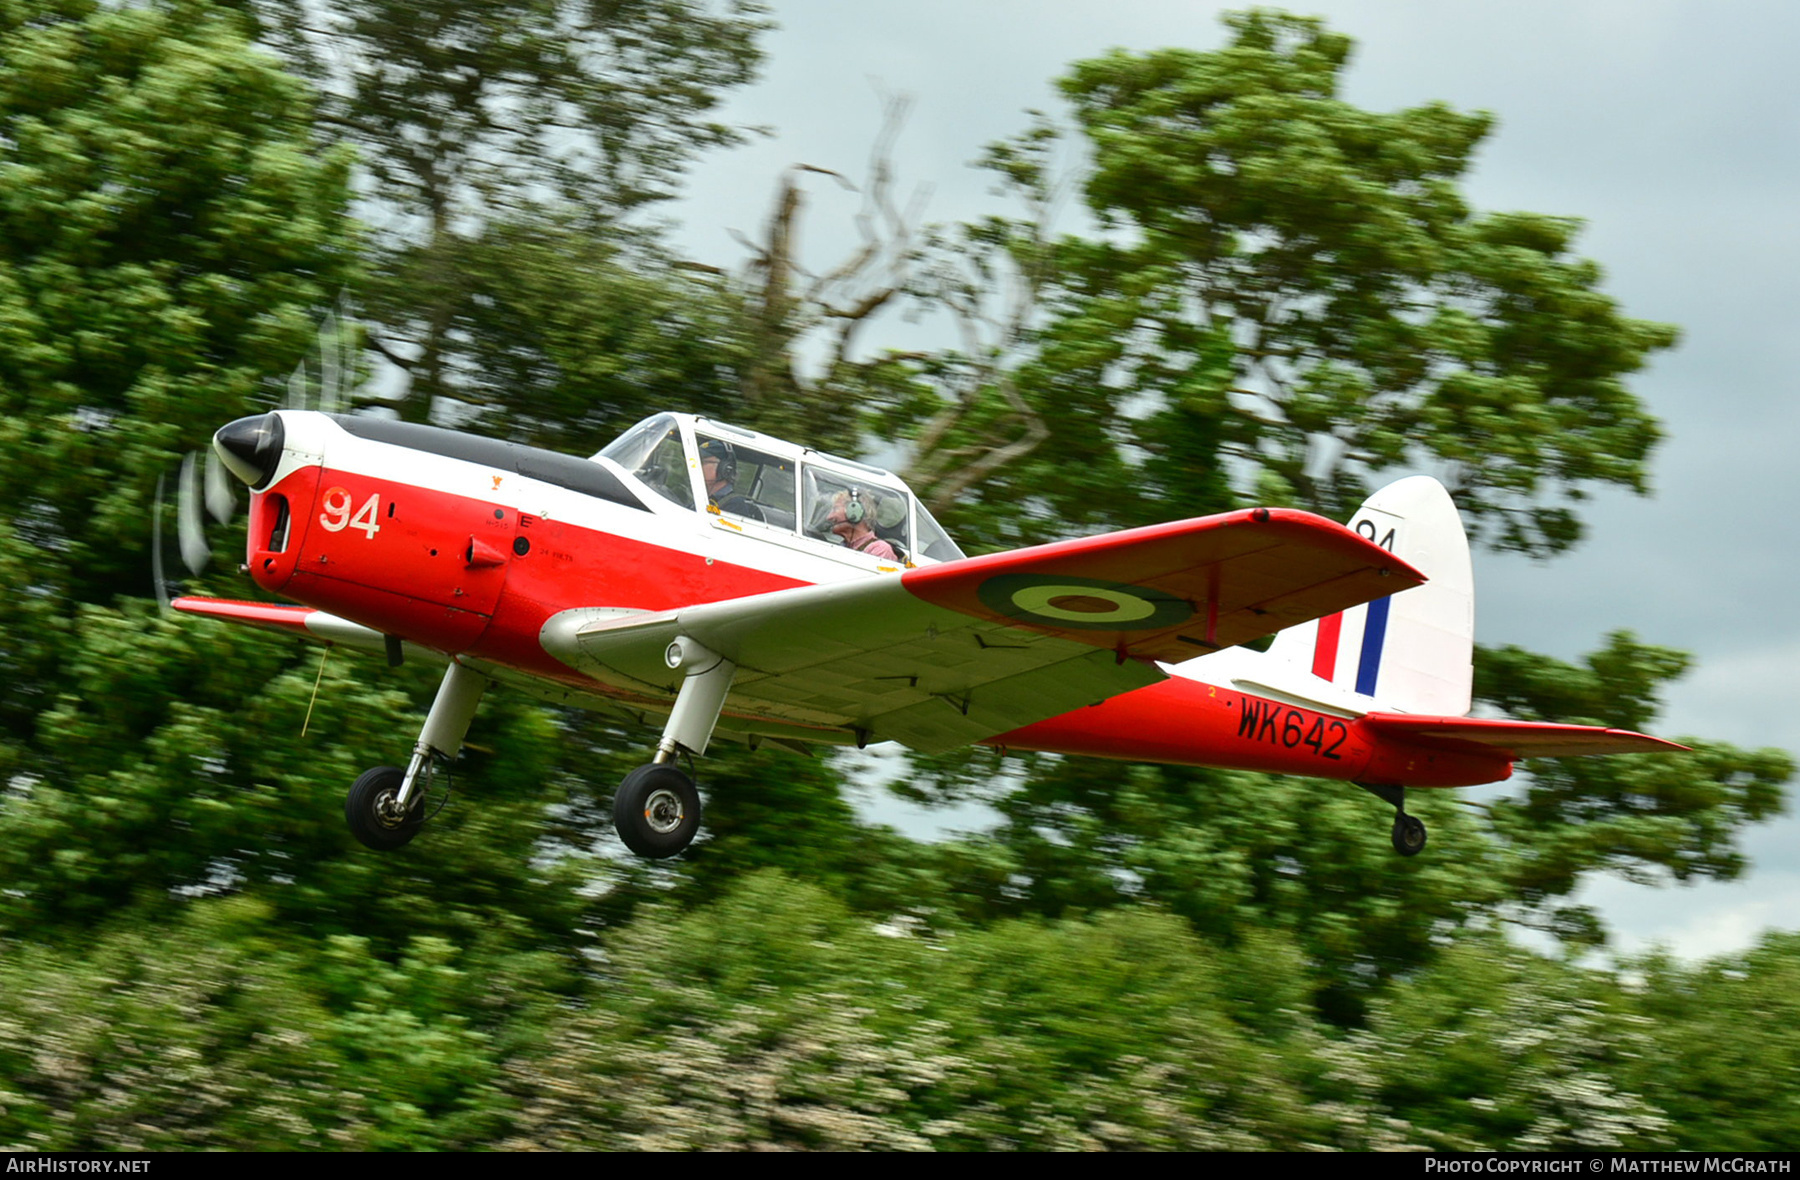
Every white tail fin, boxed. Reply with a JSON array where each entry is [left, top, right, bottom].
[[1260, 476, 1473, 715]]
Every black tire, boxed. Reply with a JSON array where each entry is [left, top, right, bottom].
[[613, 763, 702, 858], [1391, 813, 1427, 857], [345, 765, 424, 851]]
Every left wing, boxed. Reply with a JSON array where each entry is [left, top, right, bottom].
[[545, 508, 1422, 752], [172, 598, 397, 649]]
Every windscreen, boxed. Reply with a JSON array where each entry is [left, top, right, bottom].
[[596, 414, 694, 510]]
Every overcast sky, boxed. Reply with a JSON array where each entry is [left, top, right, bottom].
[[661, 1, 1800, 959]]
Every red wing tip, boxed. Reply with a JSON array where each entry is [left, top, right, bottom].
[[172, 596, 243, 611], [170, 597, 318, 630], [172, 596, 308, 613]]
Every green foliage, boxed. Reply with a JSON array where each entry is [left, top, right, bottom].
[[438, 216, 754, 451], [913, 755, 1507, 1024], [0, 0, 355, 598], [897, 628, 1788, 1020], [0, 898, 565, 1149], [914, 10, 1674, 554], [242, 0, 768, 215], [865, 9, 1776, 996], [1475, 633, 1791, 923], [0, 0, 356, 931], [0, 1, 596, 962], [1365, 936, 1670, 1150], [229, 0, 770, 423], [0, 602, 596, 954], [503, 873, 1328, 1150], [1627, 933, 1800, 1150]]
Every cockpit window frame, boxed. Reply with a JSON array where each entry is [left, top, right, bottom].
[[595, 413, 699, 512], [798, 460, 914, 564], [594, 412, 967, 565]]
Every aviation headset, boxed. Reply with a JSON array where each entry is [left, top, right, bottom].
[[698, 438, 737, 486]]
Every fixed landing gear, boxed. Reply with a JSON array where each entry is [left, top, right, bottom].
[[1391, 812, 1427, 857], [338, 634, 737, 860], [1360, 782, 1429, 858], [613, 763, 702, 858], [345, 766, 423, 850], [609, 635, 737, 860], [345, 660, 489, 852]]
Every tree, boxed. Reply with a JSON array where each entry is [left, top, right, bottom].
[[0, 1, 595, 956], [836, 9, 1786, 1012], [0, 0, 355, 595], [0, 4, 1794, 1148], [445, 213, 754, 453], [230, 0, 770, 424], [1474, 633, 1790, 943], [883, 11, 1676, 556], [0, 0, 353, 780], [1365, 935, 1670, 1150], [1628, 933, 1800, 1150]]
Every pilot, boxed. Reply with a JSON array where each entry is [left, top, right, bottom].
[[698, 438, 763, 521], [827, 489, 899, 561]]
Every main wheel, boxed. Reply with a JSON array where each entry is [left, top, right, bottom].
[[613, 763, 702, 858], [1391, 813, 1427, 857], [345, 766, 424, 851]]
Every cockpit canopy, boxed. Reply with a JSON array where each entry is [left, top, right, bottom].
[[595, 413, 966, 564]]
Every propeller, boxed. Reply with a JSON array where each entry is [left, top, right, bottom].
[[287, 302, 358, 414], [153, 295, 359, 609], [154, 446, 240, 610], [178, 448, 238, 574]]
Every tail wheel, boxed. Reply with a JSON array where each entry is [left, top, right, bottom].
[[613, 763, 702, 859], [345, 766, 424, 851], [1391, 813, 1427, 857]]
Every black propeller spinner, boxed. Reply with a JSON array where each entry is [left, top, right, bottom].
[[213, 411, 285, 490]]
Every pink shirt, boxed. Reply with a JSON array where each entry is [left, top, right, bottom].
[[851, 533, 898, 561]]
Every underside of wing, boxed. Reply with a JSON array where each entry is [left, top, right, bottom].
[[1360, 713, 1689, 759], [540, 586, 1163, 754], [543, 508, 1419, 753]]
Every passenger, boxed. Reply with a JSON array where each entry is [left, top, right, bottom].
[[828, 489, 898, 560]]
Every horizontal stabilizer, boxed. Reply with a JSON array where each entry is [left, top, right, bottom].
[[1360, 713, 1688, 759]]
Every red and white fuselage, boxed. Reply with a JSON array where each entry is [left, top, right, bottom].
[[181, 410, 1676, 800]]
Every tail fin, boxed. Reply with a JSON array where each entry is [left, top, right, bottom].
[[1261, 476, 1473, 715]]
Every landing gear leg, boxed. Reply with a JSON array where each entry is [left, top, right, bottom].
[[613, 637, 734, 859], [345, 660, 489, 851], [1358, 782, 1428, 858]]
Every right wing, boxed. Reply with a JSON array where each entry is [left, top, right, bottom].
[[545, 508, 1423, 752]]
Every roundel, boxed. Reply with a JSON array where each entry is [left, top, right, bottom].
[[976, 573, 1193, 632]]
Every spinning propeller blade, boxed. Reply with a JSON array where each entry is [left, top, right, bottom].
[[158, 446, 241, 608], [152, 472, 172, 612], [177, 452, 211, 574], [203, 447, 235, 525]]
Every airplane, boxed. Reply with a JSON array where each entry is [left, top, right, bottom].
[[169, 409, 1682, 859]]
